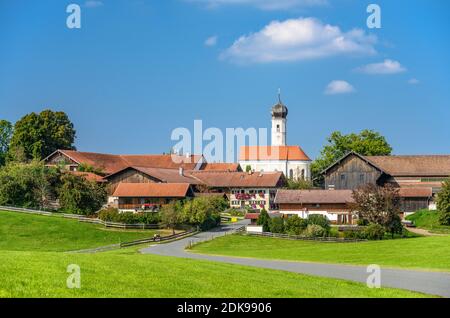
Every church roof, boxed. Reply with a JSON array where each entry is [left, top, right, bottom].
[[271, 102, 288, 118], [239, 146, 311, 161]]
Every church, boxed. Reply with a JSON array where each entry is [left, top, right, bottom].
[[239, 95, 312, 180]]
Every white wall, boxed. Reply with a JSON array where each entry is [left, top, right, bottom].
[[239, 160, 311, 180]]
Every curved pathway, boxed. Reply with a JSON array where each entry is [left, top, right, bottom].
[[140, 221, 450, 297]]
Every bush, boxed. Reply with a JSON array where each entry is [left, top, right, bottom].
[[307, 214, 330, 231], [343, 228, 366, 239], [304, 224, 327, 238], [0, 161, 60, 209], [285, 215, 308, 235], [363, 223, 385, 240], [357, 218, 369, 226], [256, 209, 271, 232], [437, 179, 450, 225], [228, 209, 245, 217], [270, 217, 285, 234], [58, 173, 106, 215], [98, 207, 161, 224], [328, 227, 340, 238], [181, 197, 221, 231]]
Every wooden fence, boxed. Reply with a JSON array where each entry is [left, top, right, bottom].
[[0, 205, 162, 229], [241, 231, 367, 243]]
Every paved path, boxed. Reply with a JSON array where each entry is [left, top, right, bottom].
[[140, 221, 450, 297], [407, 227, 447, 237]]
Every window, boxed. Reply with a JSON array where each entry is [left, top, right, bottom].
[[277, 124, 280, 132], [301, 169, 305, 180], [359, 174, 365, 183], [340, 174, 347, 187], [289, 169, 294, 179]]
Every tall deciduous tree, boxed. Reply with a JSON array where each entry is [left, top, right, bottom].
[[437, 179, 450, 225], [8, 110, 76, 162], [0, 120, 13, 166], [351, 184, 403, 238], [311, 130, 392, 185], [58, 173, 106, 215], [161, 201, 183, 235]]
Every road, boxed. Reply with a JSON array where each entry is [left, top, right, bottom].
[[140, 220, 450, 297]]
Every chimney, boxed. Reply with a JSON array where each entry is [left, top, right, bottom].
[[179, 167, 184, 176]]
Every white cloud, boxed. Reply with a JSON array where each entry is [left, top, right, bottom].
[[356, 59, 406, 75], [189, 0, 327, 10], [324, 80, 355, 95], [205, 35, 218, 47], [408, 78, 420, 85], [84, 1, 104, 8], [220, 17, 377, 64]]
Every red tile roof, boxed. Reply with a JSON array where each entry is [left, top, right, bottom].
[[245, 213, 260, 220], [275, 190, 354, 204], [398, 187, 433, 198], [189, 171, 284, 188], [105, 166, 201, 184], [202, 163, 241, 172], [68, 171, 106, 183], [47, 150, 204, 175], [240, 146, 311, 161], [366, 155, 450, 177], [112, 183, 190, 198]]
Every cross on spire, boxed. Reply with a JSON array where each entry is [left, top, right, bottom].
[[278, 88, 282, 104]]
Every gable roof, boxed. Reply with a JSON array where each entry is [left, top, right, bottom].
[[105, 166, 201, 184], [68, 171, 106, 183], [45, 150, 204, 175], [189, 171, 284, 188], [202, 163, 241, 172], [398, 187, 433, 198], [239, 146, 311, 161], [366, 155, 450, 177], [275, 189, 354, 204], [112, 183, 191, 198], [320, 151, 388, 175], [321, 151, 450, 178]]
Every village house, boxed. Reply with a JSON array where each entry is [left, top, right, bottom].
[[275, 189, 355, 225], [189, 171, 285, 211], [239, 96, 311, 180], [321, 152, 450, 216], [109, 183, 194, 212]]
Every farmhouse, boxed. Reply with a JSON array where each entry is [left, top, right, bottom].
[[189, 171, 285, 211], [321, 152, 450, 214], [275, 190, 355, 225], [109, 183, 193, 211], [239, 96, 311, 180]]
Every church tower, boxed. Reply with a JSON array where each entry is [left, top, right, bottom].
[[271, 91, 288, 146]]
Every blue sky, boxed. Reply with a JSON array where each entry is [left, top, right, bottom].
[[0, 0, 449, 161]]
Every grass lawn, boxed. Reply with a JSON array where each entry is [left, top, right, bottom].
[[0, 210, 167, 252], [0, 248, 432, 298], [0, 209, 437, 298], [191, 234, 450, 272], [406, 210, 450, 234]]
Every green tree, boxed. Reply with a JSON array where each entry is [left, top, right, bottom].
[[269, 217, 285, 233], [256, 209, 271, 232], [0, 120, 13, 166], [352, 184, 403, 238], [285, 215, 308, 235], [311, 130, 392, 185], [437, 178, 450, 225], [8, 110, 76, 161], [286, 178, 313, 190], [0, 161, 59, 209], [58, 173, 106, 215], [181, 197, 221, 230], [307, 214, 330, 231], [161, 201, 183, 235]]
